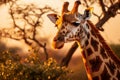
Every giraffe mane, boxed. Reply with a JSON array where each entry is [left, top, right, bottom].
[[87, 20, 120, 66]]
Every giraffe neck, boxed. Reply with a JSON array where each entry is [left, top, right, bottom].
[[77, 20, 120, 80]]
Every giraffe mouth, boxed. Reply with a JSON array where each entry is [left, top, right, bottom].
[[52, 41, 64, 49]]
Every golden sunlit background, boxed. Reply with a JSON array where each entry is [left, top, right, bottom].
[[0, 0, 120, 80]]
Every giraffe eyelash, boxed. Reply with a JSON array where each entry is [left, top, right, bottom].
[[71, 22, 80, 27]]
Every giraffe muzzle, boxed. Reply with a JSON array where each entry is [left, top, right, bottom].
[[52, 41, 64, 49], [52, 36, 64, 49]]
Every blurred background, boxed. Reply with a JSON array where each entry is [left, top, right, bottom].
[[0, 0, 120, 80]]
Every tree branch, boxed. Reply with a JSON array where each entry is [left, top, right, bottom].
[[96, 2, 120, 30], [99, 0, 107, 14], [60, 42, 78, 67]]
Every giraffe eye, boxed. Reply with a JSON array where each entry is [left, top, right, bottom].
[[72, 22, 80, 27]]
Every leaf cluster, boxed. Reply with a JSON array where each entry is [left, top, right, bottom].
[[0, 51, 71, 80]]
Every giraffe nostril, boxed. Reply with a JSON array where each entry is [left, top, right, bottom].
[[58, 36, 63, 41], [54, 36, 64, 41]]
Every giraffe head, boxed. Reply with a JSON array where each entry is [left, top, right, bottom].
[[47, 1, 93, 49]]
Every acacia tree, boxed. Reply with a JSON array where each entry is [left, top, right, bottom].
[[61, 0, 120, 66], [0, 0, 56, 60]]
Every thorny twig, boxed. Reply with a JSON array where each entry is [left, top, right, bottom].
[[99, 0, 107, 14]]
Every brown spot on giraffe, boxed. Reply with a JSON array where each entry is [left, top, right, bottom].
[[87, 33, 90, 39], [91, 37, 99, 51], [100, 46, 108, 59], [64, 22, 68, 26], [60, 25, 66, 30], [91, 29, 97, 38], [116, 70, 120, 80], [86, 47, 93, 56], [112, 78, 116, 80], [85, 40, 89, 46], [106, 60, 116, 75], [89, 56, 103, 72], [101, 66, 111, 80], [77, 32, 80, 37], [86, 24, 89, 29], [92, 76, 99, 80]]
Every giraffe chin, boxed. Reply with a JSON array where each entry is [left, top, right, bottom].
[[52, 41, 64, 49]]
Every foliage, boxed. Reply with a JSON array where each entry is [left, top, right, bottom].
[[110, 44, 120, 58], [0, 51, 70, 80]]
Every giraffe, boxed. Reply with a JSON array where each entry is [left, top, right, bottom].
[[47, 1, 120, 80]]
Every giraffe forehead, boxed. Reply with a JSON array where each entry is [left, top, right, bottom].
[[58, 13, 79, 24], [61, 22, 80, 32], [56, 13, 84, 30]]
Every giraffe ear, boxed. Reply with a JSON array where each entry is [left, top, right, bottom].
[[83, 7, 93, 20], [47, 14, 59, 24]]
